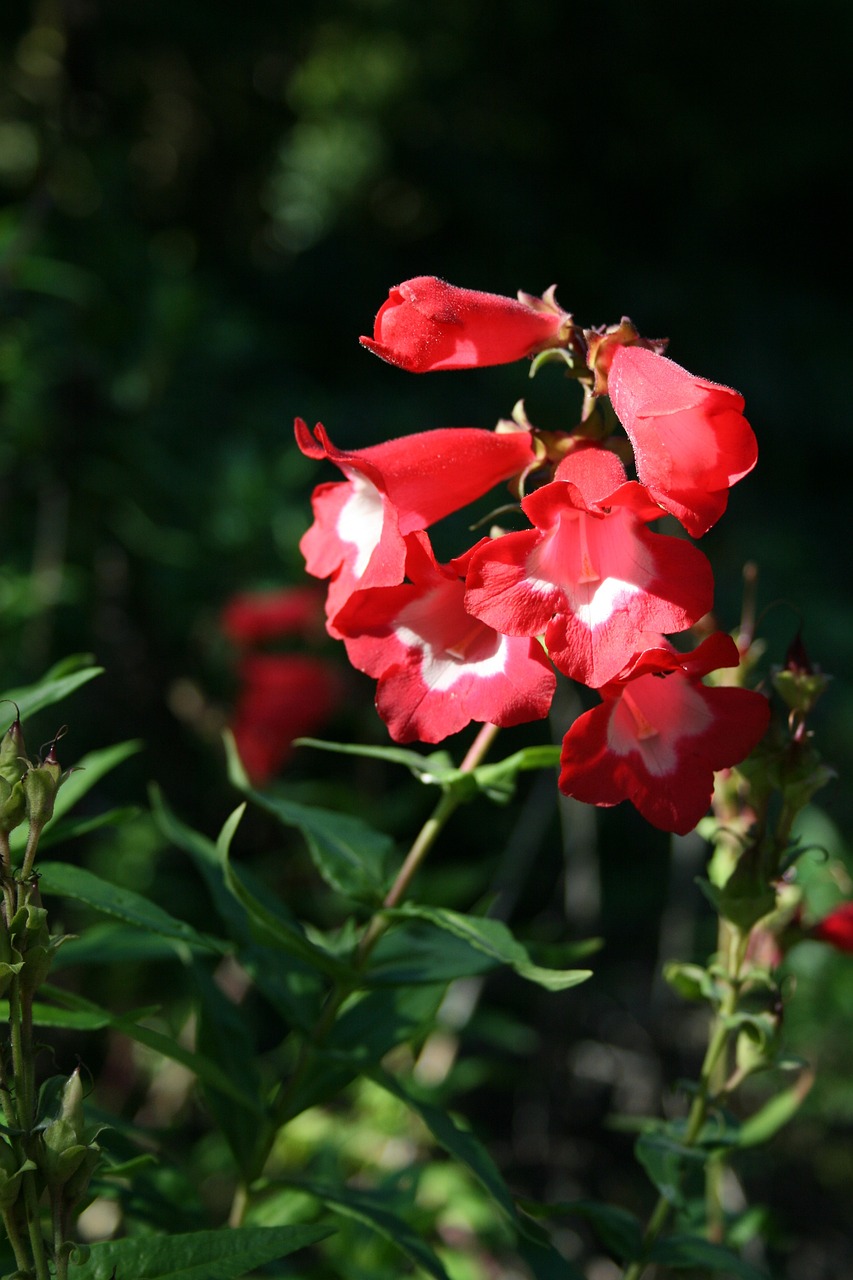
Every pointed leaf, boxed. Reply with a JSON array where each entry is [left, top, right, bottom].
[[37, 862, 225, 954], [371, 1067, 518, 1226], [2, 659, 103, 721], [274, 1178, 451, 1280], [736, 1071, 814, 1147], [214, 805, 349, 979], [69, 1223, 334, 1280], [226, 734, 393, 901], [387, 904, 592, 991]]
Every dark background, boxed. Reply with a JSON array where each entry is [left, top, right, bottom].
[[2, 2, 852, 1275]]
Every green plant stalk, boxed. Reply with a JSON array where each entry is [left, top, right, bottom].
[[228, 722, 501, 1227], [2, 1204, 32, 1273], [621, 923, 747, 1280]]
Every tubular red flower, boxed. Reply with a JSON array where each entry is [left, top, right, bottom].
[[812, 902, 853, 953], [464, 445, 714, 688], [359, 276, 571, 372], [607, 345, 757, 537], [230, 653, 342, 784], [558, 633, 771, 834], [334, 533, 556, 743], [296, 418, 535, 634], [220, 586, 325, 646]]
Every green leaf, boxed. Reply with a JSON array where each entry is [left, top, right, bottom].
[[649, 1233, 770, 1278], [226, 733, 393, 901], [152, 788, 326, 1030], [214, 805, 350, 979], [1, 658, 103, 721], [367, 920, 503, 985], [70, 1223, 334, 1280], [635, 1132, 707, 1208], [371, 1067, 518, 1226], [387, 904, 592, 991], [51, 922, 193, 971], [736, 1071, 814, 1147], [191, 958, 268, 1174], [37, 862, 225, 954], [10, 739, 142, 856], [0, 998, 111, 1031], [519, 1198, 643, 1263], [273, 1178, 451, 1280], [295, 735, 454, 783], [37, 805, 141, 849]]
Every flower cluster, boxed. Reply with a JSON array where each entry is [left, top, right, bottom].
[[297, 278, 769, 833]]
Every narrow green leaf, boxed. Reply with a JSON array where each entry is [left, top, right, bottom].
[[70, 1223, 334, 1280], [649, 1234, 770, 1278], [518, 1198, 643, 1263], [635, 1132, 706, 1208], [387, 904, 592, 991], [37, 805, 141, 849], [295, 735, 452, 782], [51, 922, 191, 971], [274, 1178, 452, 1280], [215, 804, 350, 978], [371, 1067, 518, 1226], [226, 734, 393, 900], [37, 861, 225, 954], [2, 660, 103, 721], [367, 921, 502, 985], [736, 1071, 814, 1147], [191, 958, 269, 1173], [0, 999, 110, 1031]]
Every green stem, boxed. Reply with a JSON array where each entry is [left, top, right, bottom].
[[2, 1205, 31, 1273], [228, 722, 501, 1227], [622, 925, 746, 1280]]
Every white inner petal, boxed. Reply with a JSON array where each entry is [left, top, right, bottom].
[[395, 624, 509, 691], [336, 473, 386, 577]]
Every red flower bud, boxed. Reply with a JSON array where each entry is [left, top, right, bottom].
[[360, 276, 571, 372]]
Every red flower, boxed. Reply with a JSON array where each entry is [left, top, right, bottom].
[[812, 903, 853, 953], [464, 445, 714, 688], [558, 633, 770, 834], [296, 418, 535, 634], [335, 533, 556, 743], [607, 345, 757, 537], [221, 586, 325, 646], [231, 653, 342, 784], [360, 277, 571, 372]]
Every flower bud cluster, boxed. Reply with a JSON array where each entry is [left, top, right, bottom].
[[296, 277, 770, 833]]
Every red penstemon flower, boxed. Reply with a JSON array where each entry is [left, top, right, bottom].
[[558, 633, 770, 834], [334, 533, 556, 743], [296, 418, 535, 634], [231, 652, 342, 784], [298, 274, 770, 833], [221, 586, 325, 646], [464, 445, 714, 688], [607, 345, 757, 537], [360, 276, 571, 372]]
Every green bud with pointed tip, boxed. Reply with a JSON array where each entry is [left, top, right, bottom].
[[0, 715, 28, 787], [22, 743, 64, 830]]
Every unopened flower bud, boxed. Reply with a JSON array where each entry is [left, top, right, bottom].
[[772, 633, 831, 715], [22, 743, 64, 830], [0, 714, 28, 785], [39, 1069, 100, 1199]]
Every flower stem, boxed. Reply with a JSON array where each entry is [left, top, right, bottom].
[[228, 722, 501, 1227], [621, 923, 746, 1280]]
